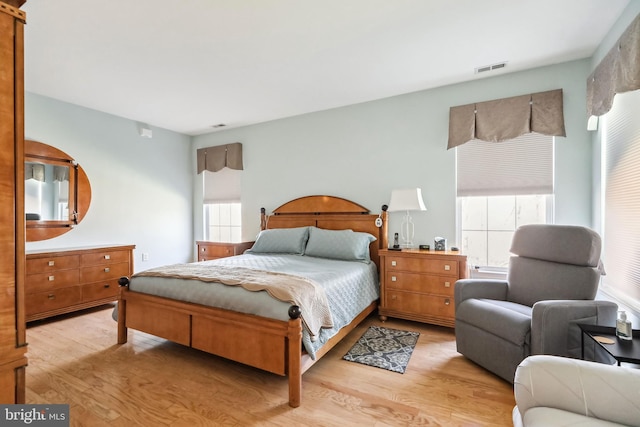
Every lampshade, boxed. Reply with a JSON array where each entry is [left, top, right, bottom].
[[387, 188, 427, 212]]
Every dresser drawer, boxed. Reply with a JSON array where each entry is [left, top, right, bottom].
[[385, 290, 454, 319], [81, 250, 130, 266], [26, 287, 82, 316], [26, 255, 80, 274], [386, 257, 459, 276], [80, 262, 130, 283], [386, 271, 455, 296], [25, 269, 80, 294], [82, 279, 120, 302]]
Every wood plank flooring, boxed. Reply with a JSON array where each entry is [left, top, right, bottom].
[[25, 305, 515, 426]]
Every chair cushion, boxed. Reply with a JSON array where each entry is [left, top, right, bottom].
[[508, 257, 601, 307], [456, 299, 531, 345], [510, 224, 601, 267], [520, 407, 627, 427]]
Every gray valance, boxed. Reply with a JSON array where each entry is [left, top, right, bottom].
[[587, 13, 640, 118], [447, 89, 566, 149], [25, 162, 45, 182], [196, 142, 243, 174]]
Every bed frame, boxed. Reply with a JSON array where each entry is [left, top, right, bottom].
[[117, 195, 388, 407]]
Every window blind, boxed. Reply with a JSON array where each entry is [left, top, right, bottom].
[[203, 168, 241, 204], [601, 89, 640, 309], [456, 133, 553, 197]]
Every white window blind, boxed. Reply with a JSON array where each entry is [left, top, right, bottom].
[[601, 89, 640, 310], [203, 168, 241, 203], [456, 133, 554, 197]]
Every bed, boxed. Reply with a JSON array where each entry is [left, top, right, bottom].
[[117, 195, 388, 407]]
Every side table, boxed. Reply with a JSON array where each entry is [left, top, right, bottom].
[[579, 324, 640, 366]]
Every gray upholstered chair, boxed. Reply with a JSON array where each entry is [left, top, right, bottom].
[[454, 224, 618, 383]]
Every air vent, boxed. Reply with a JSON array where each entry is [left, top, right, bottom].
[[475, 61, 508, 74]]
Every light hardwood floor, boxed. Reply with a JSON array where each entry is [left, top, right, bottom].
[[25, 305, 515, 426]]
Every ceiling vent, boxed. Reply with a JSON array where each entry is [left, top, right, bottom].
[[475, 61, 507, 74]]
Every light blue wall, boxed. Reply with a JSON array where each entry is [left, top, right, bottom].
[[25, 93, 193, 272], [193, 59, 595, 247]]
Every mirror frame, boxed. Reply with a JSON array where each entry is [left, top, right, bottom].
[[25, 140, 92, 241]]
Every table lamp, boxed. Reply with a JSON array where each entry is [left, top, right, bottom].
[[387, 188, 427, 248]]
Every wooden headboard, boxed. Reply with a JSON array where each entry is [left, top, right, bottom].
[[260, 195, 388, 269]]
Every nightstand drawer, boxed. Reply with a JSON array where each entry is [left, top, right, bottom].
[[386, 291, 454, 318], [200, 245, 236, 258], [386, 257, 459, 276], [386, 271, 455, 296]]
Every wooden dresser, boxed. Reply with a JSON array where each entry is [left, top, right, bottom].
[[378, 249, 468, 327], [196, 241, 254, 261], [0, 0, 27, 404], [25, 245, 135, 322]]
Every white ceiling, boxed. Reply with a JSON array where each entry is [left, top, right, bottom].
[[22, 0, 630, 136]]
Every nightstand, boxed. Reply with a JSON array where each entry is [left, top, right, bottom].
[[378, 249, 468, 327], [196, 241, 254, 261]]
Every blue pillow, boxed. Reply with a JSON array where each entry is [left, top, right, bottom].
[[246, 227, 310, 255], [304, 227, 376, 262]]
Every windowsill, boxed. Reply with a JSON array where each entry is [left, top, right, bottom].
[[468, 266, 508, 280]]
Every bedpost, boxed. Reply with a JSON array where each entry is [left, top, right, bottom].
[[117, 277, 129, 344], [287, 313, 302, 408], [380, 204, 389, 249], [260, 207, 267, 230]]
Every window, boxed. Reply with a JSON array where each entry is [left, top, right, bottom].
[[456, 133, 554, 269], [203, 168, 242, 243], [600, 89, 640, 312], [459, 195, 550, 268]]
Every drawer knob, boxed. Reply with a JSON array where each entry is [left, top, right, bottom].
[[391, 276, 397, 282], [445, 298, 450, 305], [391, 295, 397, 300], [48, 260, 55, 266], [104, 267, 110, 273], [48, 294, 55, 300], [201, 247, 206, 252], [391, 260, 397, 267], [104, 254, 111, 260], [444, 265, 451, 271], [444, 282, 451, 288], [48, 275, 55, 281]]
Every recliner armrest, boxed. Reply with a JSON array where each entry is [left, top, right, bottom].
[[454, 279, 508, 310], [531, 300, 618, 359], [514, 355, 640, 427]]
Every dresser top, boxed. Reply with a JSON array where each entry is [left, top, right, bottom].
[[26, 244, 136, 256]]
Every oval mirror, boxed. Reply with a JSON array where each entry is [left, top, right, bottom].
[[25, 140, 92, 241]]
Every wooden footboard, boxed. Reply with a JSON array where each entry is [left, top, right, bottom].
[[117, 283, 376, 407]]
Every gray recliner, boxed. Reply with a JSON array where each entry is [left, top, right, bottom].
[[454, 224, 618, 383]]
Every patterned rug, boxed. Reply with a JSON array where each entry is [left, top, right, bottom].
[[343, 325, 420, 373]]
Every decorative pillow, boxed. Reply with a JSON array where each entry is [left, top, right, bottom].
[[246, 227, 310, 255], [304, 227, 376, 262]]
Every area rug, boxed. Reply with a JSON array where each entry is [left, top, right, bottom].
[[343, 325, 420, 373]]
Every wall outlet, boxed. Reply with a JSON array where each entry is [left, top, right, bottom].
[[142, 252, 149, 261]]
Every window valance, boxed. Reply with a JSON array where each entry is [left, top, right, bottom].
[[196, 142, 243, 174], [447, 89, 565, 149], [586, 13, 640, 118]]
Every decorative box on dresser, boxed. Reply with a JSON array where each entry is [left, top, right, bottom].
[[196, 241, 254, 261], [378, 249, 468, 327], [0, 0, 27, 404], [25, 245, 135, 322]]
